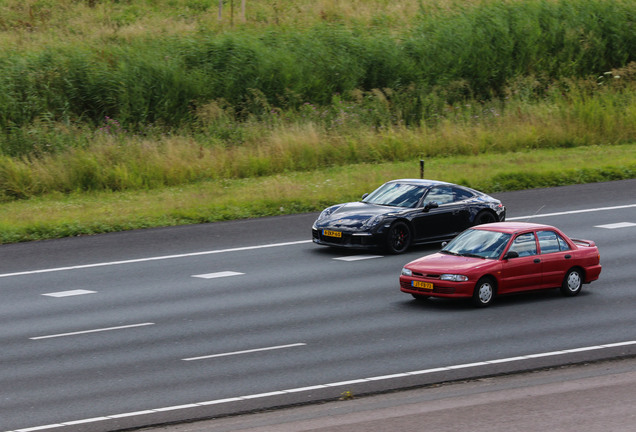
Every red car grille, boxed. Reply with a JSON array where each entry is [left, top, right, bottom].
[[433, 286, 456, 294], [412, 271, 441, 279]]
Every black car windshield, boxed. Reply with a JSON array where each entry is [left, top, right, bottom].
[[362, 183, 426, 208], [441, 229, 511, 259]]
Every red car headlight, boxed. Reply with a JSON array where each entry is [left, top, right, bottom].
[[440, 274, 469, 282]]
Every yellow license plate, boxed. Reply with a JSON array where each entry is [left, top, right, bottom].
[[323, 230, 342, 238], [412, 281, 433, 290]]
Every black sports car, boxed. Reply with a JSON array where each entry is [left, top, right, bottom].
[[312, 179, 506, 254]]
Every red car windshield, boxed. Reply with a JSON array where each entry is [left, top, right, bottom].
[[441, 229, 511, 259]]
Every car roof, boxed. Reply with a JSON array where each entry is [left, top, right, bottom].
[[474, 222, 556, 234], [386, 179, 454, 187]]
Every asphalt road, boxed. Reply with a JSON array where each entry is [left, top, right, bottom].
[[1, 179, 635, 432], [146, 356, 636, 432]]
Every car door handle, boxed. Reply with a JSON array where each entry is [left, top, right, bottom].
[[534, 258, 541, 263], [564, 254, 572, 259]]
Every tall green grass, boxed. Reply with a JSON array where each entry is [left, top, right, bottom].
[[1, 0, 634, 157], [1, 143, 635, 244], [1, 73, 634, 201]]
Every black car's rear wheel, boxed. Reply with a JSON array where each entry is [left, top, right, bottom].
[[386, 221, 411, 254], [474, 210, 497, 226]]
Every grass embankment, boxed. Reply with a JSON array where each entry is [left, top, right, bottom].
[[2, 142, 634, 244], [0, 0, 635, 243]]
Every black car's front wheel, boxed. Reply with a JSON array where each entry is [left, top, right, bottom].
[[386, 221, 411, 254]]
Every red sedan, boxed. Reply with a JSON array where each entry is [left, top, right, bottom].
[[400, 222, 601, 307]]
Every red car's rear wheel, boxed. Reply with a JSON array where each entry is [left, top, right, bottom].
[[561, 268, 583, 296]]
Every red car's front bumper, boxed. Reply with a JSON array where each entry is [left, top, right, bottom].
[[399, 276, 474, 298]]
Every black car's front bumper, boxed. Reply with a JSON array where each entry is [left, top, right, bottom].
[[311, 228, 381, 249]]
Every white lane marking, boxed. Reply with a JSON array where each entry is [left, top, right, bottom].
[[9, 340, 636, 432], [3, 203, 635, 281], [0, 240, 312, 279], [507, 203, 636, 221], [29, 323, 155, 340], [595, 222, 636, 229], [192, 271, 244, 279], [42, 289, 96, 298], [183, 343, 306, 361], [334, 255, 383, 262]]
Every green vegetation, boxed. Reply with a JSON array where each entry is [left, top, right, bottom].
[[2, 143, 635, 244], [0, 0, 634, 243]]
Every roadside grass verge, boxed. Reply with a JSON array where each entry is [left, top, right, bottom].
[[1, 143, 634, 244], [1, 77, 634, 200]]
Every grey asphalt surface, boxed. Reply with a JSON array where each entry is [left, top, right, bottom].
[[1, 179, 635, 431], [144, 356, 636, 432]]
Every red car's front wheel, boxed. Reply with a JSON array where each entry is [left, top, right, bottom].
[[472, 277, 495, 307]]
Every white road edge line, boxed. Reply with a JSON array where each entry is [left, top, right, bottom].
[[183, 343, 307, 361], [0, 240, 312, 279], [29, 323, 155, 340], [506, 203, 636, 220], [3, 203, 635, 280], [8, 340, 636, 432]]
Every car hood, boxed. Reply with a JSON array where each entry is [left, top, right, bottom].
[[405, 253, 496, 273], [315, 202, 406, 229]]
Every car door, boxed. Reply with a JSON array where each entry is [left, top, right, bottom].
[[537, 230, 573, 288], [498, 232, 542, 293], [448, 186, 473, 232], [411, 186, 463, 241]]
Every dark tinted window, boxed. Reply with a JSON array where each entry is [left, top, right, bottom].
[[509, 232, 537, 257], [423, 186, 454, 205], [538, 230, 571, 254], [362, 183, 426, 208], [452, 186, 474, 201]]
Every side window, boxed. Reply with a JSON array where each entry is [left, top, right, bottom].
[[423, 186, 454, 205], [452, 187, 474, 202], [538, 230, 571, 254], [509, 232, 537, 257], [537, 231, 560, 254], [557, 235, 571, 251]]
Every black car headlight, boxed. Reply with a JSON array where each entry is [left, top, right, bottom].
[[363, 214, 384, 228]]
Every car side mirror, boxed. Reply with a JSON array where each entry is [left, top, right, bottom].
[[423, 202, 439, 212], [504, 251, 519, 259], [361, 193, 369, 200]]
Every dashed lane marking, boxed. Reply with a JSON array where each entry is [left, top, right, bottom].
[[191, 271, 245, 279], [334, 255, 383, 261], [42, 289, 96, 298], [183, 343, 306, 361], [595, 222, 636, 229], [30, 323, 155, 340]]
